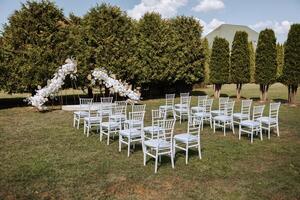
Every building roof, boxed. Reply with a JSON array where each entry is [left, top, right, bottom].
[[205, 24, 259, 48]]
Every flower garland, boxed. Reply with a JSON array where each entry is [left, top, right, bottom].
[[27, 58, 77, 110], [92, 68, 140, 101]]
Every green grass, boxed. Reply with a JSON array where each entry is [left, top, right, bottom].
[[0, 83, 300, 199]]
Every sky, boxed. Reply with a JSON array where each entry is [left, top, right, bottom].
[[0, 0, 299, 43]]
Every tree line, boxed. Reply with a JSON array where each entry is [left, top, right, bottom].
[[0, 1, 299, 103], [208, 25, 300, 104]]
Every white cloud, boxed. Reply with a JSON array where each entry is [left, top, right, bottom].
[[250, 20, 292, 41], [197, 18, 225, 35], [127, 0, 187, 20], [193, 0, 225, 12]]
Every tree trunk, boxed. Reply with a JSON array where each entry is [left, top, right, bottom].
[[260, 84, 268, 102], [236, 83, 242, 100], [88, 86, 93, 98], [289, 85, 298, 105], [214, 84, 222, 98], [264, 84, 269, 102]]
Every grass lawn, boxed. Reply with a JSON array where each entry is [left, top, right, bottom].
[[0, 83, 299, 199]]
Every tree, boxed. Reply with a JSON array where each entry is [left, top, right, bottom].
[[1, 0, 68, 94], [209, 37, 230, 98], [202, 38, 211, 85], [81, 4, 136, 96], [249, 42, 255, 83], [255, 29, 277, 102], [276, 43, 284, 78], [282, 24, 300, 104], [169, 16, 205, 92], [230, 31, 250, 100]]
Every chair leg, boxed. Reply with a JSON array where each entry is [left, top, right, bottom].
[[171, 150, 175, 169], [143, 151, 146, 166], [119, 136, 122, 152], [100, 127, 103, 141], [73, 116, 76, 127], [231, 122, 235, 134], [239, 125, 241, 140], [127, 139, 130, 157], [84, 121, 86, 135], [268, 126, 271, 140], [276, 124, 280, 137], [107, 131, 110, 145], [185, 145, 189, 165], [77, 118, 80, 129], [198, 141, 202, 159], [223, 123, 226, 136], [213, 120, 216, 133], [251, 128, 253, 143], [155, 152, 158, 173]]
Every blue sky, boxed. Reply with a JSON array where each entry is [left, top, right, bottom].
[[0, 0, 299, 42]]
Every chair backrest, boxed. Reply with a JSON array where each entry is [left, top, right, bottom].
[[79, 98, 93, 110], [157, 119, 176, 142], [252, 105, 265, 120], [165, 94, 175, 106], [219, 97, 229, 111], [180, 96, 191, 106], [98, 103, 113, 118], [204, 99, 213, 113], [112, 105, 126, 115], [187, 115, 201, 137], [224, 100, 235, 116], [180, 92, 189, 97], [269, 102, 280, 120], [241, 99, 252, 115], [101, 97, 113, 103], [197, 95, 208, 107], [152, 109, 166, 123], [115, 100, 127, 107], [132, 104, 146, 112]]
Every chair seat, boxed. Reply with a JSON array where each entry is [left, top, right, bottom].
[[233, 113, 249, 119], [124, 119, 143, 126], [174, 108, 189, 113], [214, 115, 232, 122], [174, 104, 188, 109], [144, 139, 171, 149], [109, 114, 126, 122], [84, 116, 101, 122], [144, 126, 164, 133], [97, 110, 111, 116], [74, 111, 89, 117], [240, 120, 260, 128], [194, 112, 210, 118], [191, 106, 205, 112], [211, 110, 225, 116], [101, 122, 120, 130], [257, 117, 277, 124], [119, 128, 142, 138], [174, 133, 198, 143], [159, 105, 173, 110]]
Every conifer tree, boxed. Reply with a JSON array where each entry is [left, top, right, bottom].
[[276, 43, 284, 78], [1, 0, 68, 94], [210, 37, 230, 98], [249, 42, 256, 83], [282, 24, 300, 104], [230, 31, 250, 100], [202, 38, 211, 85], [255, 29, 277, 101]]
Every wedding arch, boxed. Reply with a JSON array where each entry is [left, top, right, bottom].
[[27, 59, 140, 110]]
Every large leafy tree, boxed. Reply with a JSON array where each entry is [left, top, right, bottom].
[[135, 12, 173, 95], [1, 0, 68, 94], [81, 4, 136, 95], [230, 31, 250, 100], [169, 16, 205, 91], [282, 24, 300, 104], [255, 29, 277, 101], [209, 37, 230, 98]]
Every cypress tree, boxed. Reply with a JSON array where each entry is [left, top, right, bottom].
[[282, 24, 300, 104], [249, 42, 256, 83], [202, 38, 211, 85], [230, 31, 250, 100], [276, 43, 284, 78], [209, 37, 230, 98], [1, 0, 68, 94], [255, 29, 277, 101]]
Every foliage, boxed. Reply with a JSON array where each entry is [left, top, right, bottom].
[[209, 37, 230, 84], [1, 0, 68, 93], [249, 42, 255, 83], [202, 38, 211, 84], [276, 43, 284, 78], [282, 24, 300, 87], [255, 29, 277, 85], [230, 31, 250, 84]]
